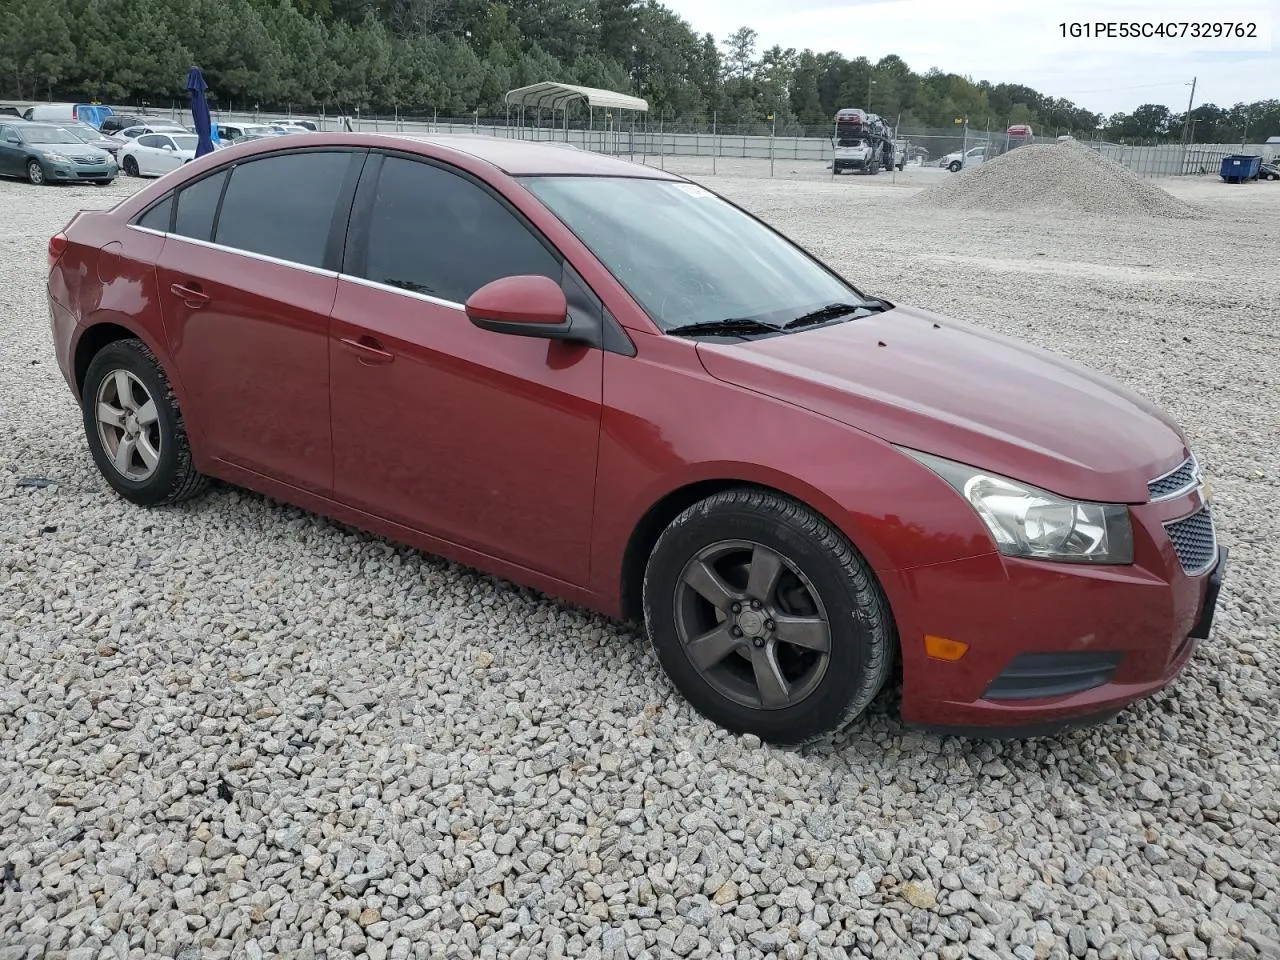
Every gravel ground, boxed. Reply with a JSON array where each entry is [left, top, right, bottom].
[[912, 142, 1196, 219], [2, 168, 1278, 960]]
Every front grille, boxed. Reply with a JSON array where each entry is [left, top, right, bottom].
[[1165, 508, 1217, 576], [72, 155, 106, 166], [1148, 455, 1199, 500], [984, 651, 1124, 700]]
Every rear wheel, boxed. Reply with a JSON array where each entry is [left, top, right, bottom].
[[81, 338, 208, 507], [123, 155, 139, 177], [642, 488, 895, 745], [26, 160, 45, 185]]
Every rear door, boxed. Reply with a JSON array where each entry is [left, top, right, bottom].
[[154, 148, 365, 495]]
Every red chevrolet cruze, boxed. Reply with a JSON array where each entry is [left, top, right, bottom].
[[47, 133, 1225, 744]]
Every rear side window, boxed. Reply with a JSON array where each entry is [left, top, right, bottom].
[[173, 170, 228, 242], [136, 195, 173, 232], [213, 152, 350, 268], [137, 135, 163, 148], [359, 156, 559, 303]]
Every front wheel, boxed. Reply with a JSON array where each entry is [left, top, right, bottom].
[[27, 160, 45, 185], [81, 338, 208, 507], [642, 488, 895, 745], [948, 160, 962, 172], [123, 155, 139, 177]]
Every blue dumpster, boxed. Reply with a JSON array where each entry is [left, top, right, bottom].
[[1220, 155, 1262, 183]]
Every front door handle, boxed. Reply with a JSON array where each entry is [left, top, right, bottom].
[[169, 282, 209, 308], [339, 335, 395, 365]]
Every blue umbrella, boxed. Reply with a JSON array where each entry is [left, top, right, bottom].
[[186, 66, 215, 158]]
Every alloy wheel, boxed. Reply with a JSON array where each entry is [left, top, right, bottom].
[[95, 369, 162, 481], [673, 539, 831, 710], [27, 161, 44, 185]]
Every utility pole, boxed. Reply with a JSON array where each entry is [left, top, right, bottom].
[[1180, 77, 1196, 144]]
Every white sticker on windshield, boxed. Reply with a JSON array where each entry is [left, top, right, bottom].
[[674, 183, 713, 198]]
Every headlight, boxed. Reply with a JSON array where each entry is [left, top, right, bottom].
[[44, 152, 69, 163], [902, 449, 1134, 564]]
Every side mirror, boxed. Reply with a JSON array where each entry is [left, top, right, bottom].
[[163, 144, 175, 151], [465, 275, 576, 341]]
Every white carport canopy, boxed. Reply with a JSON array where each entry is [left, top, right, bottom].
[[504, 82, 648, 113]]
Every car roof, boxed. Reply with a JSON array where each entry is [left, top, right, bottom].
[[364, 133, 683, 178]]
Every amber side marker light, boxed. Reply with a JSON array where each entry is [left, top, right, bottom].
[[925, 635, 969, 661]]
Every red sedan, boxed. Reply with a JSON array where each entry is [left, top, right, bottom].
[[46, 133, 1225, 744]]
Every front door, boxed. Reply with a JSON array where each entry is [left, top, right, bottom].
[[154, 149, 362, 496], [328, 153, 603, 585]]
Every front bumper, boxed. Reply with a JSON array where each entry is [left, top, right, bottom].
[[45, 160, 117, 181], [890, 487, 1225, 736]]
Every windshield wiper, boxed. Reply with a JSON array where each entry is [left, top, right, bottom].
[[665, 318, 783, 338], [783, 300, 889, 330]]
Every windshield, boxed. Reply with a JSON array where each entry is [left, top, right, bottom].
[[60, 126, 97, 142], [522, 177, 864, 331], [172, 135, 198, 150], [25, 126, 81, 145]]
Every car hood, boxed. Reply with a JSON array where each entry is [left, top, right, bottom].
[[694, 304, 1188, 503], [35, 144, 107, 158]]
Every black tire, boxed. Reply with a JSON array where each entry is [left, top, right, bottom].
[[642, 488, 895, 745], [948, 160, 962, 172], [27, 159, 45, 185], [123, 155, 139, 177], [81, 338, 208, 507]]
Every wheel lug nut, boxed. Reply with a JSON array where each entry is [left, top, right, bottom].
[[730, 602, 741, 614], [731, 626, 742, 637], [753, 637, 765, 648], [765, 620, 775, 631], [750, 599, 761, 610]]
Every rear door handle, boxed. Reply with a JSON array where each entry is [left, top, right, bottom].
[[339, 335, 395, 365], [169, 282, 209, 308]]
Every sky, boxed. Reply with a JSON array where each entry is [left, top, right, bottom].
[[662, 0, 1279, 116]]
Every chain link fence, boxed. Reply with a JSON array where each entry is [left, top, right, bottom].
[[151, 103, 1279, 179]]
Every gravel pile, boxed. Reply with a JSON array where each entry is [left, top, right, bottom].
[[913, 141, 1197, 218], [3, 174, 1279, 960]]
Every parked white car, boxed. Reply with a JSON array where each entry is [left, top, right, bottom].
[[119, 131, 206, 177], [112, 123, 189, 143], [940, 145, 990, 172]]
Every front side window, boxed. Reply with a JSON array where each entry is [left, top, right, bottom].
[[213, 151, 350, 268], [359, 156, 560, 303], [522, 177, 861, 331]]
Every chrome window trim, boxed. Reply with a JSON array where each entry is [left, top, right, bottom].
[[125, 225, 339, 278], [338, 272, 466, 312]]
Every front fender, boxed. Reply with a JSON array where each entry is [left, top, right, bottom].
[[590, 338, 995, 614]]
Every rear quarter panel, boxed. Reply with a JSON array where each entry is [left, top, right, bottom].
[[51, 214, 208, 457]]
